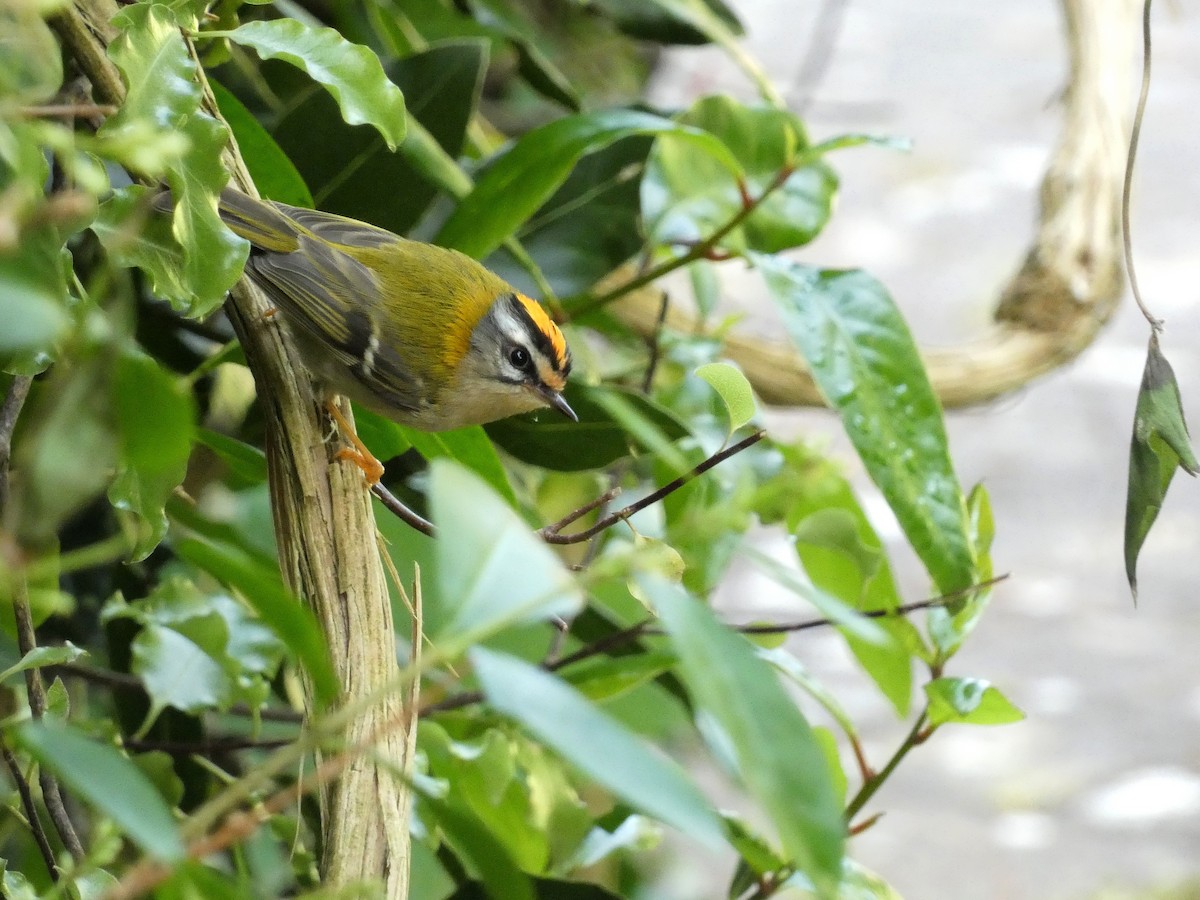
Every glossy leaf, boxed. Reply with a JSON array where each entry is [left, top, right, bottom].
[[642, 95, 836, 255], [210, 80, 313, 208], [474, 648, 724, 847], [928, 483, 996, 657], [133, 623, 231, 720], [222, 19, 406, 150], [924, 677, 1024, 726], [105, 3, 246, 313], [437, 109, 741, 260], [645, 576, 844, 895], [110, 349, 196, 560], [197, 428, 268, 485], [1124, 334, 1198, 598], [486, 383, 688, 472], [0, 641, 85, 684], [428, 462, 584, 646], [13, 720, 185, 861], [271, 41, 483, 234], [592, 0, 743, 45], [756, 258, 975, 597], [92, 186, 191, 308], [162, 112, 247, 316], [694, 362, 755, 433], [464, 0, 580, 110], [175, 538, 338, 708]]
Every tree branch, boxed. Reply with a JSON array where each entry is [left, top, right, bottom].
[[604, 0, 1138, 410]]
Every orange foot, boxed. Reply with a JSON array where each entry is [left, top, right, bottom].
[[324, 400, 384, 486]]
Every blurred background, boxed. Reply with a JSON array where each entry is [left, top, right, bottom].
[[647, 2, 1200, 898]]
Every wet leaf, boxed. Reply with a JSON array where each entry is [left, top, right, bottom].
[[756, 258, 976, 598], [924, 677, 1024, 726], [1124, 334, 1199, 599]]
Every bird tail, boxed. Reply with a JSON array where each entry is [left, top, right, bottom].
[[151, 187, 302, 254]]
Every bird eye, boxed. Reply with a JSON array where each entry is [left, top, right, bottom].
[[508, 346, 531, 369]]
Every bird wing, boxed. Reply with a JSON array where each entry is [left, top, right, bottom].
[[246, 234, 428, 415]]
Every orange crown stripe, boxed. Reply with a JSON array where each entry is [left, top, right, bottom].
[[515, 294, 568, 367]]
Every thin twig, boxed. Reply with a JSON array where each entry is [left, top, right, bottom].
[[46, 662, 304, 722], [540, 430, 766, 544], [641, 291, 671, 394], [540, 487, 622, 536], [18, 103, 117, 118], [2, 377, 85, 863], [124, 736, 295, 754], [844, 710, 931, 821], [731, 574, 1008, 636], [370, 482, 435, 537], [13, 584, 86, 862], [427, 576, 1007, 715], [566, 165, 796, 320], [1123, 0, 1159, 330], [1, 738, 59, 880], [0, 375, 33, 513]]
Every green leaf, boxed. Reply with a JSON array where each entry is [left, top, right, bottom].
[[0, 1, 63, 103], [561, 650, 676, 702], [133, 623, 231, 721], [694, 362, 755, 432], [1124, 334, 1199, 598], [222, 19, 406, 150], [486, 383, 689, 472], [474, 648, 724, 847], [271, 41, 483, 234], [756, 258, 975, 597], [197, 428, 268, 484], [0, 245, 71, 360], [642, 96, 836, 255], [644, 576, 844, 895], [110, 349, 196, 561], [428, 462, 584, 646], [13, 720, 185, 861], [210, 80, 313, 208], [421, 793, 536, 900], [92, 186, 190, 308], [103, 3, 247, 313], [175, 538, 338, 708], [106, 3, 201, 132], [0, 641, 85, 684], [162, 112, 248, 316], [486, 135, 651, 298], [592, 0, 743, 45], [437, 109, 741, 260], [464, 0, 580, 110], [10, 355, 118, 547], [402, 424, 516, 508], [924, 677, 1024, 726]]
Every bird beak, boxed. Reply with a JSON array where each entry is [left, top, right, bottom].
[[533, 383, 578, 422]]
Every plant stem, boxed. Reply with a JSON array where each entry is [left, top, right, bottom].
[[844, 709, 931, 822]]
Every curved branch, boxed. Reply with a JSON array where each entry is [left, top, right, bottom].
[[607, 0, 1137, 410]]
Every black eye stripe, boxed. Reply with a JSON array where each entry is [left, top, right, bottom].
[[505, 294, 563, 372]]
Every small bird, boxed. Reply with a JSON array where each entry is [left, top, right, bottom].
[[185, 190, 576, 482]]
